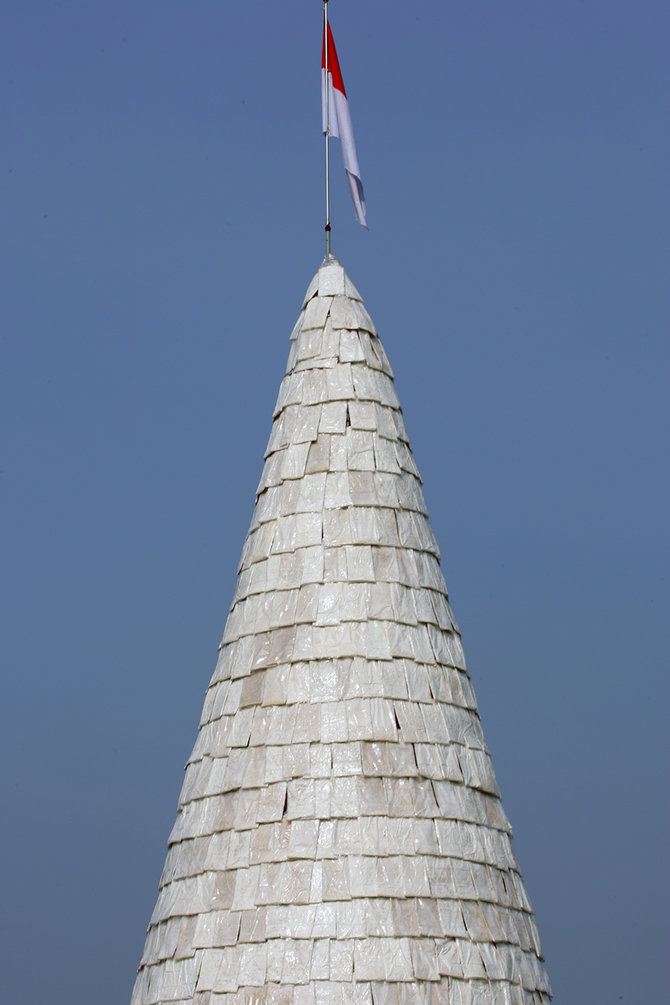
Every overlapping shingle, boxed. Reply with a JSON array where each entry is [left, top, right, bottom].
[[132, 258, 551, 1004]]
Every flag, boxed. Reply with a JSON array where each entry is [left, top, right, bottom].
[[322, 21, 367, 228]]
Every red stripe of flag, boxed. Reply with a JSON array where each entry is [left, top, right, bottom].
[[321, 22, 346, 97]]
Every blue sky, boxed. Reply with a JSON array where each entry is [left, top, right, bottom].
[[2, 2, 668, 1002]]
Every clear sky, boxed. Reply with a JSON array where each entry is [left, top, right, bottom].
[[2, 2, 668, 1002]]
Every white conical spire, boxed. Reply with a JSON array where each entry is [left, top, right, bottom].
[[132, 257, 551, 1005]]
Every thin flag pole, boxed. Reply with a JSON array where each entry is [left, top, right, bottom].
[[324, 0, 331, 257]]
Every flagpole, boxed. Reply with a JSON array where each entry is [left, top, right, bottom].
[[324, 0, 332, 257]]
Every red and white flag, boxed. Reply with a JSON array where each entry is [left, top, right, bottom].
[[321, 22, 367, 228]]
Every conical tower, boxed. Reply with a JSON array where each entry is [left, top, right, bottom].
[[132, 257, 551, 1005]]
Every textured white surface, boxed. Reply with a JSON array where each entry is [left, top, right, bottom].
[[132, 258, 551, 1005]]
